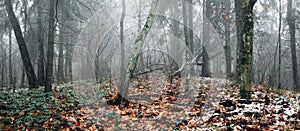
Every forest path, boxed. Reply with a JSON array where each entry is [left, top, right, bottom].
[[71, 76, 300, 130], [72, 77, 232, 130]]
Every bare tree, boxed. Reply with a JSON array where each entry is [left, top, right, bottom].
[[202, 0, 212, 77], [277, 0, 282, 88], [5, 0, 38, 89], [37, 0, 46, 86], [64, 0, 75, 82], [9, 28, 13, 87], [224, 0, 232, 78], [236, 0, 257, 99], [118, 0, 126, 93], [182, 0, 192, 91], [119, 0, 158, 105], [45, 0, 56, 93], [187, 0, 194, 74], [235, 0, 243, 81], [287, 0, 299, 90], [57, 0, 65, 84]]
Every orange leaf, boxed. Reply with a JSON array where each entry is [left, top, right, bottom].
[[230, 21, 235, 26], [18, 112, 24, 115], [131, 117, 138, 121], [51, 89, 59, 98], [121, 110, 127, 115], [26, 97, 31, 101], [62, 127, 70, 131], [224, 15, 229, 19], [88, 124, 97, 130]]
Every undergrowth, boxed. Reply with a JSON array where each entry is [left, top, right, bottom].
[[0, 86, 97, 130]]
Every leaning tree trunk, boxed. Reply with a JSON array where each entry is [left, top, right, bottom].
[[287, 0, 299, 90], [5, 0, 38, 89], [238, 0, 257, 99], [118, 0, 158, 105], [45, 0, 56, 93]]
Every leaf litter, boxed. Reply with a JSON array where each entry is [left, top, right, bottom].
[[78, 76, 300, 130], [1, 76, 299, 130]]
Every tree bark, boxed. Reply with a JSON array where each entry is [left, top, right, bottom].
[[9, 28, 13, 86], [187, 0, 194, 75], [287, 0, 299, 90], [119, 0, 126, 94], [5, 0, 38, 89], [45, 0, 56, 93], [37, 0, 46, 86], [0, 47, 4, 89], [182, 0, 191, 91], [224, 0, 232, 78], [21, 68, 25, 87], [277, 0, 282, 89], [64, 0, 74, 82], [170, 1, 180, 64], [235, 0, 244, 81], [238, 0, 257, 99], [57, 1, 65, 84], [202, 0, 211, 77], [0, 46, 6, 89], [120, 0, 158, 103]]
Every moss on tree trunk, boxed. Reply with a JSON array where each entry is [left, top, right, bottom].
[[238, 0, 257, 99]]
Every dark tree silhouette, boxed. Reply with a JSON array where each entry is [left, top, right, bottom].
[[5, 0, 38, 89]]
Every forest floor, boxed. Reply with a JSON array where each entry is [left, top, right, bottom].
[[1, 76, 300, 130]]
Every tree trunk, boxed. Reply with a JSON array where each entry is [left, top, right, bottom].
[[170, 1, 180, 65], [0, 45, 7, 88], [234, 0, 244, 81], [182, 0, 191, 92], [287, 0, 299, 90], [57, 1, 65, 84], [9, 28, 13, 86], [94, 56, 100, 83], [66, 42, 74, 82], [21, 68, 25, 87], [187, 0, 194, 75], [238, 0, 257, 99], [138, 0, 142, 32], [5, 0, 38, 89], [120, 0, 158, 104], [45, 0, 56, 93], [65, 46, 73, 82], [277, 0, 282, 89], [37, 0, 46, 86], [202, 0, 211, 77], [1, 49, 4, 89], [118, 0, 126, 95], [224, 0, 232, 78], [64, 0, 74, 82], [65, 47, 70, 81]]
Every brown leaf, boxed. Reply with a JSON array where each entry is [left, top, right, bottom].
[[52, 89, 59, 98], [121, 110, 127, 115], [263, 6, 268, 11], [224, 15, 229, 19]]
